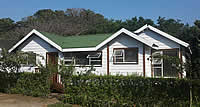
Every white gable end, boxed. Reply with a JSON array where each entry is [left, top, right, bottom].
[[135, 25, 189, 48], [18, 35, 59, 66], [138, 30, 180, 49]]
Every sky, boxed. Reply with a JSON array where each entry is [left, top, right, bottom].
[[0, 0, 200, 25]]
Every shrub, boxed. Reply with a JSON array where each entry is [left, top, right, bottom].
[[61, 75, 200, 106], [10, 67, 50, 97], [0, 72, 21, 93]]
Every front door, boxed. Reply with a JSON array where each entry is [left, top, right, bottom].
[[46, 52, 58, 65], [46, 52, 58, 83]]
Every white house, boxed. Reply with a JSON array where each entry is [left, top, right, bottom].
[[9, 25, 190, 78]]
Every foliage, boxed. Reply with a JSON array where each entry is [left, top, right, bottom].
[[0, 72, 21, 93], [10, 66, 51, 97], [59, 75, 200, 106], [0, 49, 37, 73]]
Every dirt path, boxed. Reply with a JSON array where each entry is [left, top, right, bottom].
[[0, 93, 59, 107]]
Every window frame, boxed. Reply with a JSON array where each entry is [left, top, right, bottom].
[[63, 51, 102, 67], [113, 48, 139, 64], [152, 48, 179, 78]]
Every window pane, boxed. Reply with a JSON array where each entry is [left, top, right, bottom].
[[163, 49, 178, 77], [90, 60, 101, 65], [125, 49, 137, 62], [114, 50, 123, 56], [115, 56, 123, 62], [64, 60, 73, 65], [154, 68, 162, 76]]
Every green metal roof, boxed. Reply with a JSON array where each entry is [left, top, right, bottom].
[[40, 32, 112, 49]]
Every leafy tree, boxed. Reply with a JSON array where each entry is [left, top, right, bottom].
[[0, 18, 16, 33]]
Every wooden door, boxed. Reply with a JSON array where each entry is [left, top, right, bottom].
[[47, 52, 58, 83], [46, 52, 58, 65]]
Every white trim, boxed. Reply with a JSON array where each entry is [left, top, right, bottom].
[[9, 29, 62, 52], [62, 47, 96, 52], [87, 52, 101, 58], [134, 25, 189, 47], [134, 24, 148, 34]]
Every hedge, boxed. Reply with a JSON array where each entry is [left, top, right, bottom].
[[0, 67, 51, 97], [61, 75, 200, 106], [0, 72, 20, 93], [9, 72, 50, 97]]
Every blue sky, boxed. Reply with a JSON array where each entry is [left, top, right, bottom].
[[0, 0, 200, 25]]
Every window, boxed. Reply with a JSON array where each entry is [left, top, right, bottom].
[[21, 52, 36, 67], [152, 49, 179, 78], [63, 52, 102, 66], [87, 52, 102, 65], [113, 48, 138, 63], [64, 57, 74, 65], [152, 51, 162, 64], [163, 49, 179, 77]]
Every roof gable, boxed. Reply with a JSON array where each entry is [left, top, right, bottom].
[[9, 29, 63, 52], [96, 28, 155, 50], [134, 25, 189, 47]]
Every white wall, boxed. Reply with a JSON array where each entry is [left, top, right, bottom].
[[107, 34, 144, 76], [17, 34, 60, 72], [138, 30, 180, 49], [62, 34, 146, 76], [139, 29, 187, 77]]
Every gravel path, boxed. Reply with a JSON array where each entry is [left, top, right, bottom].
[[0, 93, 59, 107]]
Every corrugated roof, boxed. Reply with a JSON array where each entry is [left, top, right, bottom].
[[40, 32, 112, 49]]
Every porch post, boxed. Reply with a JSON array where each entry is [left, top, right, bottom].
[[143, 44, 146, 77], [107, 43, 110, 75], [179, 46, 183, 78]]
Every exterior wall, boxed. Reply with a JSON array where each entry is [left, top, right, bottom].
[[61, 34, 147, 76], [145, 46, 152, 77], [17, 34, 61, 72], [139, 30, 187, 77], [107, 34, 144, 76], [15, 30, 187, 77], [181, 47, 187, 77], [138, 30, 180, 49], [59, 45, 108, 75]]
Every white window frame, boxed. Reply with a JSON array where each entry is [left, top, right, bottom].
[[87, 52, 102, 66], [64, 57, 75, 65]]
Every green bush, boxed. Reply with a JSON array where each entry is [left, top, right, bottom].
[[0, 72, 21, 93], [61, 75, 200, 106], [10, 68, 50, 97]]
